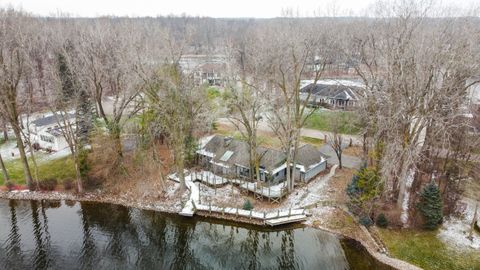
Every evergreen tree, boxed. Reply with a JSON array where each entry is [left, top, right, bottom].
[[57, 52, 75, 103], [418, 182, 443, 230], [76, 89, 95, 144]]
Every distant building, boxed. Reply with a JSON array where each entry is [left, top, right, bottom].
[[300, 79, 364, 110], [179, 54, 227, 86], [197, 135, 327, 185], [24, 112, 75, 151], [467, 77, 480, 107]]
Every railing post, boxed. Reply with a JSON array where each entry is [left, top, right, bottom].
[[209, 202, 212, 214], [236, 207, 239, 217], [222, 207, 225, 216], [250, 210, 252, 219], [277, 210, 280, 218], [289, 208, 291, 217], [263, 212, 266, 219]]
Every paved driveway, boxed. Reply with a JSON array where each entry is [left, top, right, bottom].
[[319, 144, 363, 169]]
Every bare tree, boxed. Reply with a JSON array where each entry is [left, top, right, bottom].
[[261, 20, 328, 191], [0, 9, 34, 187], [145, 64, 212, 192], [76, 20, 146, 162], [224, 30, 268, 182], [0, 153, 9, 182], [327, 120, 344, 169], [353, 1, 480, 225]]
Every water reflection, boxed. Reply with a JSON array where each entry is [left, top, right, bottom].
[[0, 199, 356, 270]]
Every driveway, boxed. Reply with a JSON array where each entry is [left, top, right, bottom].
[[319, 144, 363, 169]]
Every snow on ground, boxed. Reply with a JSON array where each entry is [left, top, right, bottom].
[[38, 147, 72, 161], [282, 165, 338, 208], [0, 139, 72, 162], [0, 140, 22, 161], [438, 198, 480, 250], [304, 206, 337, 226]]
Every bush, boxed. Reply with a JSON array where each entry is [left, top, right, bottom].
[[63, 179, 74, 190], [359, 216, 373, 227], [83, 175, 103, 190], [376, 213, 388, 228], [39, 178, 58, 191], [5, 181, 15, 191], [418, 182, 443, 230], [243, 199, 253, 210]]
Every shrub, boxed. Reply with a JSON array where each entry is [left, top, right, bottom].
[[39, 178, 58, 191], [83, 175, 102, 190], [418, 182, 443, 230], [243, 199, 253, 210], [359, 216, 373, 227], [6, 181, 15, 191], [63, 179, 74, 190], [376, 213, 388, 228]]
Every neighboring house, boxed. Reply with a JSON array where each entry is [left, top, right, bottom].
[[179, 54, 227, 86], [24, 112, 75, 151], [194, 62, 226, 86], [300, 79, 364, 110], [197, 135, 327, 184], [467, 77, 480, 108]]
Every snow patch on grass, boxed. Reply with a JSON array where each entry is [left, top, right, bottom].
[[438, 198, 480, 250]]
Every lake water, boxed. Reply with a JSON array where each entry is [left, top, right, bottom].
[[0, 199, 387, 269]]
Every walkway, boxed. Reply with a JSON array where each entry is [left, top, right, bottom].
[[168, 171, 308, 225]]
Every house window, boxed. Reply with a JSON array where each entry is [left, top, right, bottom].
[[40, 135, 54, 143]]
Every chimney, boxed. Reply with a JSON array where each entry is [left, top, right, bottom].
[[224, 136, 233, 146]]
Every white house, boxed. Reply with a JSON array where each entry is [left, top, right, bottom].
[[24, 112, 76, 151]]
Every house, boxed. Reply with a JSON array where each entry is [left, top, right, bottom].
[[179, 54, 227, 86], [193, 62, 226, 86], [467, 77, 480, 108], [24, 112, 75, 151], [300, 79, 364, 110], [197, 135, 327, 185]]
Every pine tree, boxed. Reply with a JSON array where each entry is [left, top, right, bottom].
[[418, 182, 443, 230], [57, 52, 75, 104], [76, 89, 94, 144]]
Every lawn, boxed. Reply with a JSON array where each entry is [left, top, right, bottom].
[[0, 156, 76, 186], [214, 125, 325, 149], [378, 229, 480, 270], [304, 110, 361, 135]]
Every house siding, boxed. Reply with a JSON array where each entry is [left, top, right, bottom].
[[303, 160, 327, 182]]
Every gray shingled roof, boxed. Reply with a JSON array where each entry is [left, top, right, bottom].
[[301, 83, 362, 100], [202, 135, 325, 172], [32, 113, 75, 127]]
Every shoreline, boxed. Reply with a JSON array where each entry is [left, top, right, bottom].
[[0, 189, 420, 270]]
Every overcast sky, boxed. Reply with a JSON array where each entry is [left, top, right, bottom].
[[0, 0, 477, 18]]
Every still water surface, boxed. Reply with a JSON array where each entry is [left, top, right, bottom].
[[0, 199, 383, 269]]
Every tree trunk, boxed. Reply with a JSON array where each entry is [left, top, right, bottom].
[[286, 152, 292, 192], [74, 157, 84, 193], [176, 146, 187, 193], [2, 121, 7, 141], [0, 153, 9, 182], [12, 125, 33, 188], [336, 150, 343, 169], [470, 203, 478, 239]]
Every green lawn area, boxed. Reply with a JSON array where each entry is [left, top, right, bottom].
[[214, 126, 325, 149], [305, 110, 361, 135], [0, 156, 76, 186], [300, 136, 324, 147], [378, 229, 480, 270]]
